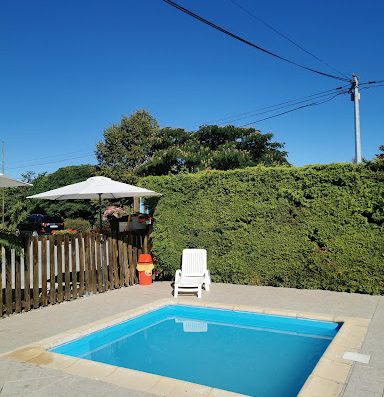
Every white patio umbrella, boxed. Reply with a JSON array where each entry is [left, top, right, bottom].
[[27, 176, 161, 228], [0, 173, 32, 188]]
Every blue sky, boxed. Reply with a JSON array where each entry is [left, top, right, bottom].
[[1, 0, 383, 178]]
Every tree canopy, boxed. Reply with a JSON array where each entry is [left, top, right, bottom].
[[96, 110, 289, 177], [4, 165, 97, 228]]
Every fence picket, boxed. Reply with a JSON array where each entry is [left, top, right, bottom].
[[118, 238, 124, 288], [41, 236, 48, 306], [101, 236, 108, 292], [84, 233, 90, 293], [32, 237, 39, 309], [128, 235, 134, 285], [15, 251, 22, 313], [0, 247, 3, 316], [0, 230, 147, 318], [64, 235, 71, 301], [90, 233, 97, 293], [24, 238, 31, 312], [49, 236, 56, 305], [71, 236, 78, 298], [5, 248, 12, 315], [123, 237, 129, 287], [112, 235, 119, 288], [107, 236, 114, 289], [78, 235, 85, 296], [57, 236, 63, 302], [96, 234, 102, 292]]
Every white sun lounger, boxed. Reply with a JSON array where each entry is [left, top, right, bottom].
[[174, 249, 211, 298]]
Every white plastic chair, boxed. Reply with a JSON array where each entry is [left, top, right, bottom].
[[174, 249, 211, 298]]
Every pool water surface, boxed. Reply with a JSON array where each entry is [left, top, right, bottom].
[[50, 305, 340, 397]]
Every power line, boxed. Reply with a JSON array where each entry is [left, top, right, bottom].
[[198, 85, 348, 126], [240, 90, 348, 126], [220, 91, 346, 125], [6, 150, 93, 166], [217, 87, 348, 125], [161, 0, 350, 82], [228, 0, 349, 79], [6, 154, 96, 170], [360, 80, 384, 87], [360, 84, 384, 91]]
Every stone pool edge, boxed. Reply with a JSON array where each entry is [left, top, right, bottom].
[[1, 297, 369, 397]]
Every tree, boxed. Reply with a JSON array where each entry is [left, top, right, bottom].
[[96, 110, 160, 175], [4, 165, 97, 229], [137, 124, 289, 175], [96, 110, 289, 177]]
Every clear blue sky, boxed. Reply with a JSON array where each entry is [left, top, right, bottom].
[[1, 0, 383, 178]]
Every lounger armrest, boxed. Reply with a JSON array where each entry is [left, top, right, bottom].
[[204, 270, 211, 286], [175, 269, 182, 284]]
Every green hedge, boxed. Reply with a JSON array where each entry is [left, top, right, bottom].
[[142, 164, 384, 295]]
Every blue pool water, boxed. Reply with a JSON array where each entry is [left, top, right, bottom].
[[50, 305, 340, 397]]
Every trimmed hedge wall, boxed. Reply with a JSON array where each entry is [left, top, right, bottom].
[[142, 164, 384, 294]]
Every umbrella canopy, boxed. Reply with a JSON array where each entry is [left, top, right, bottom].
[[27, 176, 161, 229], [27, 176, 160, 200], [0, 173, 32, 188]]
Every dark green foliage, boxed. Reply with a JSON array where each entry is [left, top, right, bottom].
[[4, 165, 97, 228], [64, 218, 92, 233], [96, 110, 289, 177], [138, 125, 289, 176], [142, 164, 384, 295], [0, 231, 24, 254]]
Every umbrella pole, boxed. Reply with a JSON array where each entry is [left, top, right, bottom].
[[98, 193, 102, 231], [98, 193, 105, 289]]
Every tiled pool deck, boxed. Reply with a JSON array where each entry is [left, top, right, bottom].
[[0, 283, 383, 397]]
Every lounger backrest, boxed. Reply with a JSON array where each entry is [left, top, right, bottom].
[[181, 249, 207, 276]]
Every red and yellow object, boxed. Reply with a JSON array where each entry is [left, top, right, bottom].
[[137, 254, 154, 285]]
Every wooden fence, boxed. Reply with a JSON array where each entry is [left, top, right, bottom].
[[0, 231, 151, 318]]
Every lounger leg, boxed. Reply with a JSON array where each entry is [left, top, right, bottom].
[[174, 286, 178, 298], [197, 286, 202, 298]]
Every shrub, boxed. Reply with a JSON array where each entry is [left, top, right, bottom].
[[142, 164, 384, 295], [64, 218, 92, 233]]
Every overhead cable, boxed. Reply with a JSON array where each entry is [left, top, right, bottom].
[[199, 85, 348, 126], [229, 0, 349, 79], [240, 90, 348, 126], [162, 0, 350, 82]]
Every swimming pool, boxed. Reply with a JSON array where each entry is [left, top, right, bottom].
[[50, 305, 340, 397]]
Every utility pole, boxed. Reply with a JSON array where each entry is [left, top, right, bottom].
[[2, 141, 4, 229], [351, 74, 362, 164]]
